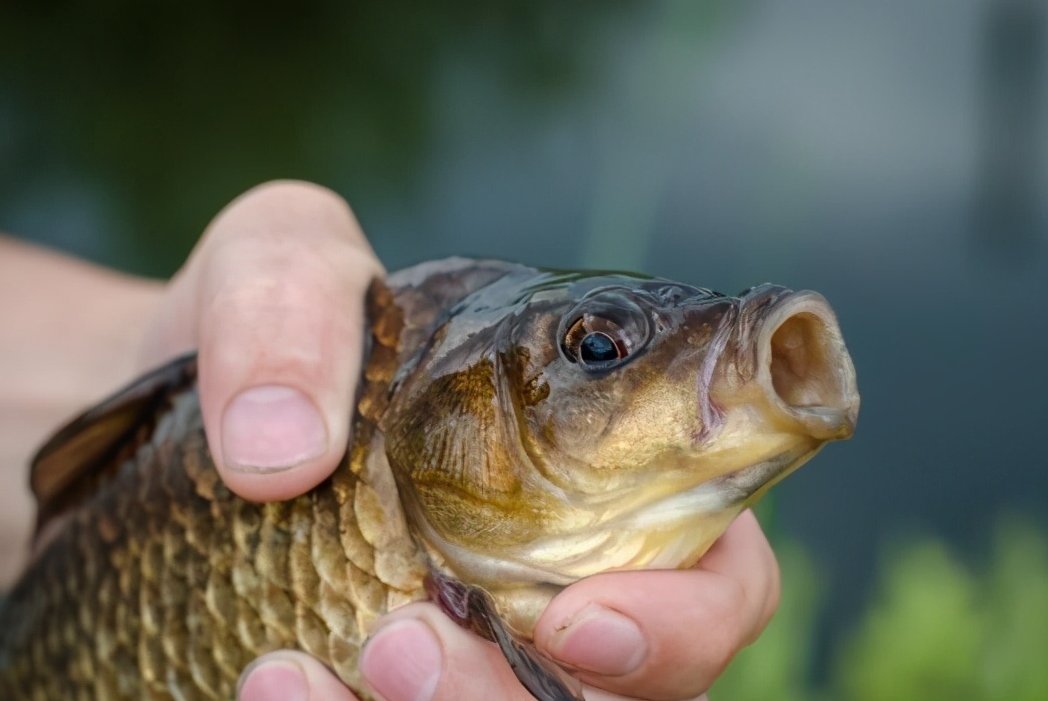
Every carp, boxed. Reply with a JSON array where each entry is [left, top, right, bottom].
[[0, 258, 859, 700]]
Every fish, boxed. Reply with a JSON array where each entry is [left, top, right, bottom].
[[0, 257, 859, 700]]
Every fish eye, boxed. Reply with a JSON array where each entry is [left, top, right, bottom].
[[561, 310, 646, 371], [558, 288, 652, 371], [580, 331, 620, 364], [563, 316, 630, 370]]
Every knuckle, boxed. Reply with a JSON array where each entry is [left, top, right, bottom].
[[201, 276, 323, 366], [207, 273, 312, 320]]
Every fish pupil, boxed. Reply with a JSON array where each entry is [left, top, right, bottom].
[[580, 332, 619, 363]]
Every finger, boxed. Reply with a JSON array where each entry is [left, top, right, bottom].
[[238, 650, 361, 701], [534, 510, 780, 700], [165, 180, 383, 502], [359, 603, 536, 701], [361, 604, 708, 701], [694, 509, 781, 640]]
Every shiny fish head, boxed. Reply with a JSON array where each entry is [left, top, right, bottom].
[[382, 270, 858, 629]]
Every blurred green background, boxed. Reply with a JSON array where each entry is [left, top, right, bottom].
[[2, 1, 1047, 697]]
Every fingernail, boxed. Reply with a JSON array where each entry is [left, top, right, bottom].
[[360, 619, 442, 701], [549, 604, 647, 676], [238, 658, 309, 701], [222, 385, 328, 472]]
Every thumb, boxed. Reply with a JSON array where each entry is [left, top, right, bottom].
[[145, 180, 383, 502], [239, 650, 362, 701]]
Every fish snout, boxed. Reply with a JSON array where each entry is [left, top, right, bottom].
[[754, 291, 859, 441]]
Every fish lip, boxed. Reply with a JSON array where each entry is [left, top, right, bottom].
[[753, 290, 860, 440], [708, 443, 822, 506], [617, 443, 819, 529]]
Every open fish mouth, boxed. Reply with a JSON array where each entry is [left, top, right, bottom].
[[754, 289, 860, 441]]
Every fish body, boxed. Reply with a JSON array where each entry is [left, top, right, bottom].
[[0, 258, 859, 700]]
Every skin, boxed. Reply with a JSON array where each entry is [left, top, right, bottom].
[[0, 180, 780, 701]]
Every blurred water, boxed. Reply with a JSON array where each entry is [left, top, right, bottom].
[[2, 0, 1046, 679]]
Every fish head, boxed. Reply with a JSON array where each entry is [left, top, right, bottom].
[[383, 269, 858, 631]]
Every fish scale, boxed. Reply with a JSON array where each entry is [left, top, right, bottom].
[[0, 278, 423, 700]]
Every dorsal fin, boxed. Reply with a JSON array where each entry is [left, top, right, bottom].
[[30, 352, 198, 532]]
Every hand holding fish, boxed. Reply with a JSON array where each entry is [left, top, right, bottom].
[[1, 181, 816, 701]]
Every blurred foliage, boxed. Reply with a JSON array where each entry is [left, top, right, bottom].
[[712, 518, 1048, 700], [833, 541, 985, 700], [0, 0, 645, 274]]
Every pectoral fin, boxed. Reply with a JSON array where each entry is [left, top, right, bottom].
[[29, 352, 198, 532], [426, 571, 586, 701]]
